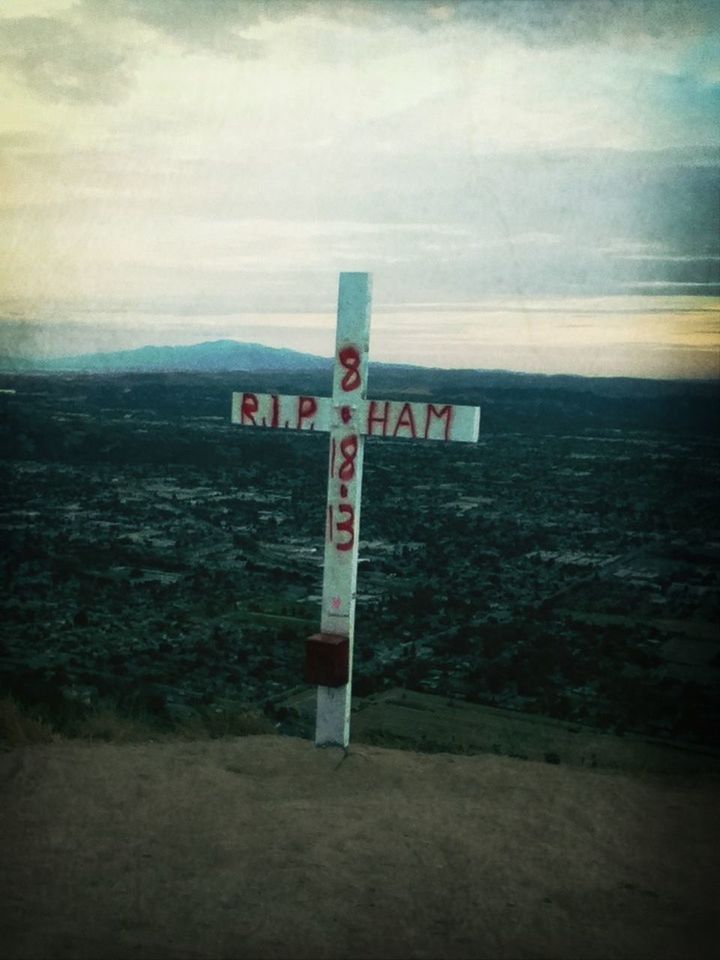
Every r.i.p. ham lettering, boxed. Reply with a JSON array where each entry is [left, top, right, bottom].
[[231, 273, 481, 748], [233, 394, 473, 444], [236, 392, 323, 431]]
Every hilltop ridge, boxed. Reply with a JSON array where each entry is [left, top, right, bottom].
[[1, 734, 718, 960]]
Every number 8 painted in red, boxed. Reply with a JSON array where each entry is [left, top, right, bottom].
[[339, 346, 361, 392]]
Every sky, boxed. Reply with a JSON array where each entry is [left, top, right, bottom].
[[0, 0, 718, 378]]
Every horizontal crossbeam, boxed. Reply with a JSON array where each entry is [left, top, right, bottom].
[[231, 391, 480, 443]]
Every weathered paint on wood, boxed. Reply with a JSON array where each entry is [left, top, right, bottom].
[[231, 394, 480, 443], [316, 272, 371, 747], [231, 392, 332, 432], [229, 271, 481, 748]]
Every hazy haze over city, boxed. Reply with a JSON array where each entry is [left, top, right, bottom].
[[0, 0, 718, 377]]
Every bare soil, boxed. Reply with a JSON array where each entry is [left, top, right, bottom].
[[1, 735, 718, 960]]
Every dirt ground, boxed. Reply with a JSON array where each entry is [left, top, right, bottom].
[[1, 735, 718, 960]]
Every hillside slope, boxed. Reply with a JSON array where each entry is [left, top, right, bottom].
[[1, 735, 718, 960]]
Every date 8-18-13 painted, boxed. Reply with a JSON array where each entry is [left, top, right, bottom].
[[326, 345, 362, 552]]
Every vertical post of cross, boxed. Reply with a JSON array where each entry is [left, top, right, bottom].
[[314, 272, 372, 747]]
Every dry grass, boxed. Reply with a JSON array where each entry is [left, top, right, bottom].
[[0, 697, 55, 747], [0, 695, 277, 746], [174, 705, 277, 740], [3, 735, 719, 959], [70, 707, 163, 743]]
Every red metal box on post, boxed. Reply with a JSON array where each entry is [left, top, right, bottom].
[[304, 633, 349, 687]]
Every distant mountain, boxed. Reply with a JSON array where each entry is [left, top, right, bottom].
[[27, 340, 332, 373], [2, 338, 717, 403]]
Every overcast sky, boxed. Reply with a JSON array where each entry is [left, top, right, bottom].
[[1, 0, 718, 377]]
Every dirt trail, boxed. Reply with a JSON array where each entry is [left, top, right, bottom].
[[1, 735, 718, 959]]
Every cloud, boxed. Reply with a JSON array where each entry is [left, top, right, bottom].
[[0, 15, 131, 103], [81, 0, 720, 51], [0, 1, 716, 328], [80, 0, 294, 56], [428, 0, 720, 47], [3, 0, 717, 109], [1, 140, 716, 306], [0, 130, 48, 151], [615, 255, 720, 262], [624, 281, 720, 291]]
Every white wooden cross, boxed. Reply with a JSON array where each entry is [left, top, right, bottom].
[[231, 273, 480, 747]]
